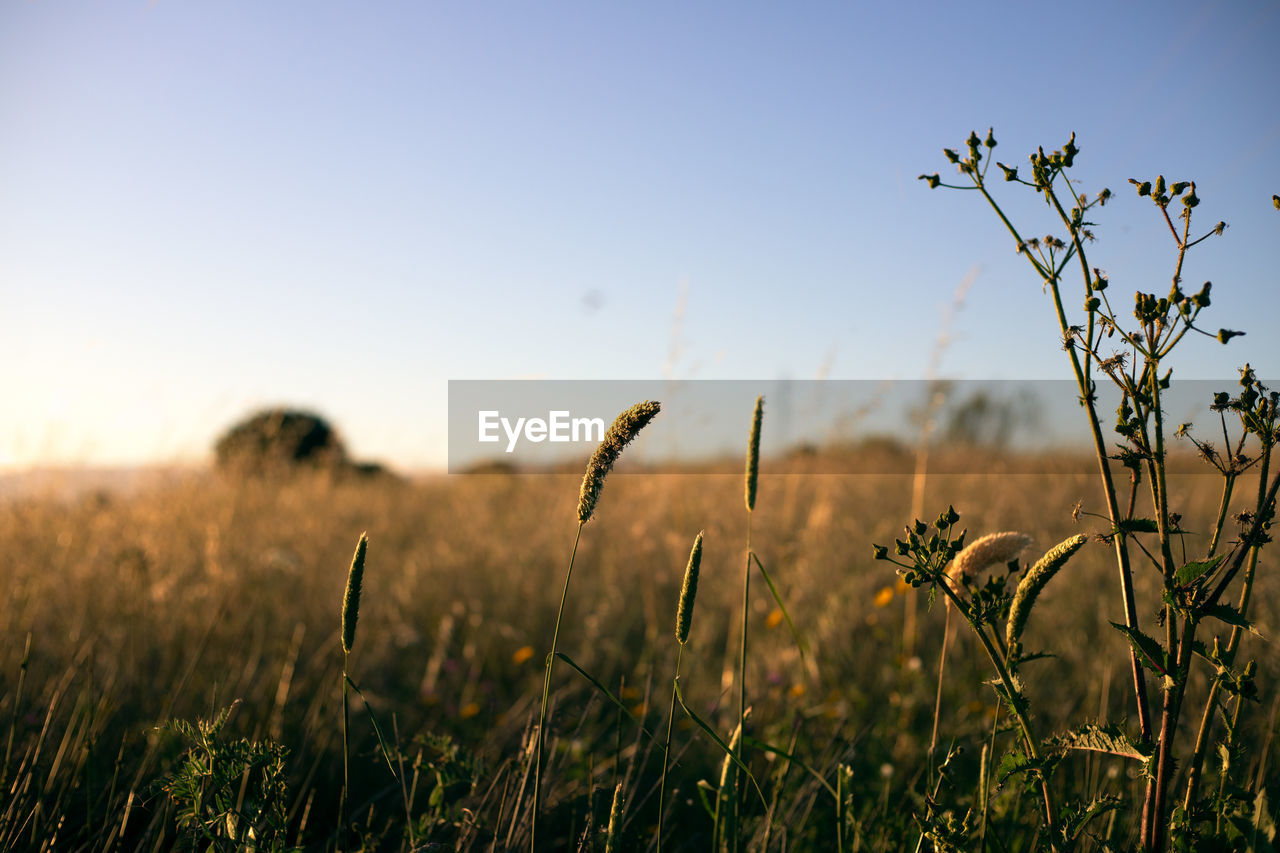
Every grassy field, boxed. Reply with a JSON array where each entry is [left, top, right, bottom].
[[2, 442, 1276, 851]]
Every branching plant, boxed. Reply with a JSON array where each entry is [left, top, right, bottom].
[[911, 130, 1279, 851]]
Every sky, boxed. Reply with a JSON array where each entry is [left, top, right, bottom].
[[2, 0, 1278, 471]]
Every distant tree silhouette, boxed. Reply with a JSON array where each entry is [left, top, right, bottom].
[[214, 408, 348, 475]]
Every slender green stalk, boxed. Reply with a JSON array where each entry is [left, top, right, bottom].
[[731, 396, 763, 852], [657, 644, 684, 853], [979, 179, 1153, 746], [339, 532, 367, 841], [532, 400, 660, 850], [531, 522, 583, 851], [658, 531, 702, 852]]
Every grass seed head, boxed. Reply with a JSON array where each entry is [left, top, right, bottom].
[[746, 395, 764, 512], [341, 532, 368, 654], [1006, 534, 1087, 649], [676, 531, 704, 645], [604, 781, 624, 853], [949, 531, 1031, 594], [577, 400, 661, 523]]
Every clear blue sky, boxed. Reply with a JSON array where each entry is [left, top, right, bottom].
[[2, 0, 1277, 470]]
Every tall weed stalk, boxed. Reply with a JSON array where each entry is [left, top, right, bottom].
[[914, 129, 1279, 851]]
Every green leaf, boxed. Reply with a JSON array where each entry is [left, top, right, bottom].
[[742, 735, 836, 799], [1060, 794, 1126, 842], [1201, 603, 1258, 634], [554, 653, 661, 746], [1110, 622, 1172, 678], [344, 674, 398, 778], [996, 747, 1036, 786], [751, 552, 810, 667], [1175, 554, 1226, 587], [1054, 722, 1153, 762], [673, 678, 766, 808], [1118, 518, 1159, 534]]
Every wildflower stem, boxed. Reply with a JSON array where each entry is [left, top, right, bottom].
[[982, 182, 1153, 747], [1185, 438, 1273, 813], [937, 581, 1058, 848]]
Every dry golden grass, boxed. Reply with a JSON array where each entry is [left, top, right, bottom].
[[0, 447, 1275, 850]]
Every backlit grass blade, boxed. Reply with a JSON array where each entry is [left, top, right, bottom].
[[751, 552, 809, 667]]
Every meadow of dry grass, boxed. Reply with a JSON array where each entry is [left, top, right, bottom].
[[2, 443, 1275, 851]]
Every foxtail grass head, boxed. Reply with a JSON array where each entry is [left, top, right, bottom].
[[676, 531, 704, 645], [746, 396, 763, 512], [604, 781, 624, 853], [1006, 534, 1087, 650], [577, 400, 661, 523], [949, 531, 1030, 595], [341, 532, 368, 654]]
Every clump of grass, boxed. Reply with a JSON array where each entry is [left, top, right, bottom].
[[159, 701, 292, 851]]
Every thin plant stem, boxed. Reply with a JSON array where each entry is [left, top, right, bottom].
[[340, 652, 350, 841], [1185, 437, 1273, 811], [731, 513, 752, 853], [656, 645, 684, 853], [980, 181, 1153, 746], [531, 522, 584, 852], [929, 601, 953, 772]]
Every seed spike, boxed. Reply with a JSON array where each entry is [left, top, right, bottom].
[[745, 396, 764, 512], [676, 531, 704, 645], [341, 533, 368, 654], [577, 400, 661, 523]]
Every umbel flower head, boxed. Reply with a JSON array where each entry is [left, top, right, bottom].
[[577, 400, 661, 523]]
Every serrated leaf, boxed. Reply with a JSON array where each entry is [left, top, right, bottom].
[[997, 748, 1035, 786], [1201, 603, 1258, 634], [1061, 793, 1126, 842], [1110, 621, 1171, 677], [1175, 553, 1226, 587], [1012, 651, 1057, 666], [1055, 722, 1153, 761], [1118, 518, 1159, 534]]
